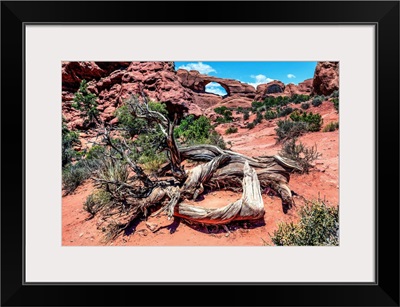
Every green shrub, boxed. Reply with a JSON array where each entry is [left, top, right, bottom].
[[311, 95, 324, 107], [243, 111, 250, 121], [246, 122, 255, 129], [72, 80, 99, 126], [291, 94, 310, 104], [265, 110, 277, 120], [251, 101, 264, 111], [278, 107, 294, 117], [275, 120, 309, 142], [225, 126, 238, 134], [330, 90, 339, 98], [290, 111, 323, 132], [84, 190, 112, 216], [214, 106, 228, 115], [62, 159, 95, 194], [96, 157, 129, 185], [270, 200, 339, 246], [174, 115, 226, 148], [332, 98, 339, 112], [279, 138, 322, 173], [214, 107, 233, 123], [301, 102, 310, 110], [62, 118, 80, 167], [139, 152, 168, 173], [115, 101, 167, 137], [85, 145, 106, 160], [256, 111, 263, 123], [323, 121, 339, 132]]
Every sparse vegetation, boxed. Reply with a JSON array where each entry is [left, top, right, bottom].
[[331, 98, 339, 112], [323, 121, 339, 132], [311, 95, 324, 107], [214, 106, 233, 123], [243, 110, 250, 121], [291, 94, 310, 104], [301, 102, 310, 110], [264, 110, 277, 120], [275, 120, 309, 142], [277, 107, 294, 117], [175, 115, 226, 148], [62, 159, 96, 194], [279, 138, 321, 173], [84, 190, 112, 216], [62, 117, 80, 167], [290, 111, 323, 132], [72, 80, 99, 127], [225, 126, 238, 134], [246, 122, 255, 129], [270, 200, 339, 246]]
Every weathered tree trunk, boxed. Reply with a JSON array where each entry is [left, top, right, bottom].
[[174, 161, 264, 224], [88, 95, 301, 241]]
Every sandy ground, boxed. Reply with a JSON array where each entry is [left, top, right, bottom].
[[62, 101, 339, 246]]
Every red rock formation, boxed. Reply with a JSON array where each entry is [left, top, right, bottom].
[[283, 78, 313, 96], [62, 62, 196, 129], [312, 62, 339, 96], [176, 69, 256, 98], [254, 80, 285, 101]]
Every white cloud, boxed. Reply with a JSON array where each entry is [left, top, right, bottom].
[[287, 74, 296, 79], [205, 82, 227, 96], [177, 62, 216, 74], [246, 74, 274, 89]]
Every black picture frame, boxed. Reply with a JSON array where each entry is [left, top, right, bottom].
[[1, 1, 399, 306]]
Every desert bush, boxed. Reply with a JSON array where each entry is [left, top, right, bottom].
[[291, 94, 310, 104], [139, 152, 168, 173], [311, 95, 324, 107], [278, 107, 294, 117], [246, 122, 255, 129], [214, 106, 228, 115], [62, 159, 96, 194], [72, 80, 99, 126], [331, 98, 339, 112], [290, 111, 323, 132], [279, 138, 321, 173], [84, 190, 112, 216], [225, 126, 238, 134], [270, 200, 339, 246], [251, 101, 264, 111], [85, 145, 106, 161], [330, 90, 339, 98], [62, 118, 80, 167], [243, 111, 250, 121], [264, 110, 277, 120], [256, 111, 263, 123], [300, 102, 310, 110], [175, 115, 226, 148], [214, 107, 233, 123], [115, 100, 167, 137], [275, 120, 309, 142], [323, 121, 339, 132]]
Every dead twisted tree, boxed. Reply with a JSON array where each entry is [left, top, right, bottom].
[[85, 94, 301, 241]]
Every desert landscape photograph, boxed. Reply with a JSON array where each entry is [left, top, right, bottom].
[[62, 61, 339, 246]]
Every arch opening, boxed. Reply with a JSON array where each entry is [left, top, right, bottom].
[[204, 81, 229, 97]]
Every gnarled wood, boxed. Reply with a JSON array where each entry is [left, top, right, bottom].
[[174, 162, 264, 224]]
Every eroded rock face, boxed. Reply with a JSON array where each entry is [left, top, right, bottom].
[[62, 62, 196, 129], [176, 69, 256, 98], [312, 61, 339, 96], [254, 81, 285, 101], [283, 78, 313, 96], [62, 62, 326, 130]]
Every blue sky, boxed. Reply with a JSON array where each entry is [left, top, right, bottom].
[[174, 61, 317, 96]]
